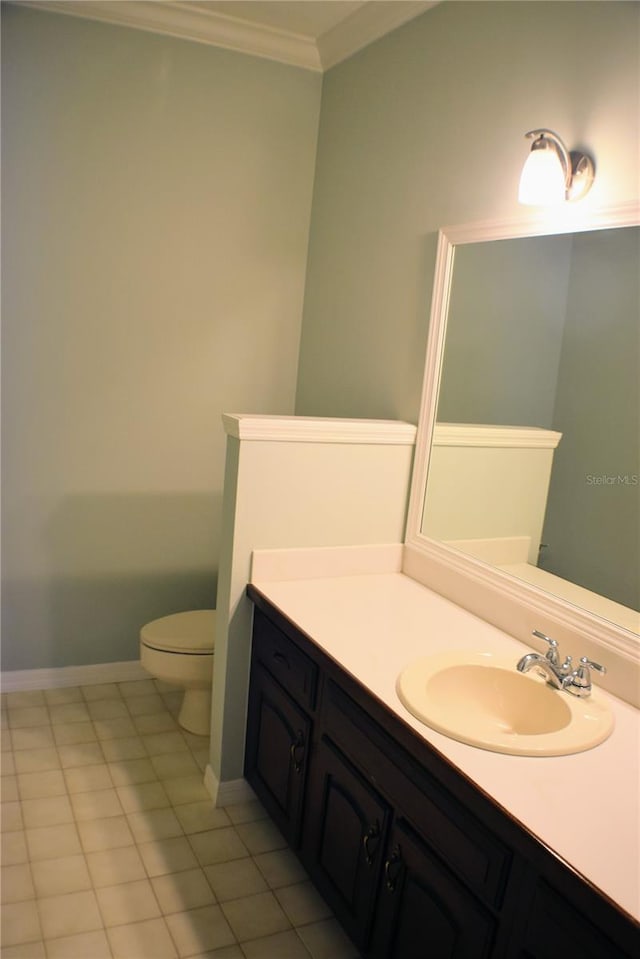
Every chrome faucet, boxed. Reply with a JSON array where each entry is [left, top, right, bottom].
[[516, 630, 606, 698], [517, 630, 573, 689]]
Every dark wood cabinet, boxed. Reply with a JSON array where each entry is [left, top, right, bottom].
[[244, 604, 319, 848], [304, 736, 391, 950], [244, 661, 311, 845], [514, 876, 631, 959], [245, 589, 639, 959], [371, 818, 496, 959]]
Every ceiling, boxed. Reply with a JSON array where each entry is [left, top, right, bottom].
[[19, 1, 439, 71]]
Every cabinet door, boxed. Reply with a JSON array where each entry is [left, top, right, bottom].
[[512, 877, 639, 959], [370, 820, 496, 959], [244, 663, 311, 846], [304, 737, 390, 952]]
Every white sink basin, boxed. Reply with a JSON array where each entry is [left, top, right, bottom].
[[396, 651, 614, 756]]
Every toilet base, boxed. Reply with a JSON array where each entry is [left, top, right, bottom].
[[178, 687, 212, 736]]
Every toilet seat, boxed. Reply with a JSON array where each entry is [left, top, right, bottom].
[[140, 610, 215, 656]]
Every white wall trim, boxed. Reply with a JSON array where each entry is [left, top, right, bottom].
[[222, 414, 417, 445], [204, 764, 256, 808], [20, 1, 322, 70], [19, 1, 437, 72], [1, 659, 148, 692], [433, 423, 562, 450]]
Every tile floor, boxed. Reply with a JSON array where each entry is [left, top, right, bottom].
[[1, 679, 360, 959]]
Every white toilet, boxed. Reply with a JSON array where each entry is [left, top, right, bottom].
[[140, 609, 216, 736]]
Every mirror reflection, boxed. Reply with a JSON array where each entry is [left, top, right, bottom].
[[421, 225, 639, 632]]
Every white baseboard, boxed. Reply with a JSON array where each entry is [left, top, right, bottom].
[[204, 764, 256, 808], [0, 660, 149, 692]]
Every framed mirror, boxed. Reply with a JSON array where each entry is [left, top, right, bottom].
[[405, 203, 639, 659]]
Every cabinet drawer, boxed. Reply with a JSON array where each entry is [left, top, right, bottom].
[[323, 679, 511, 910], [252, 609, 318, 712]]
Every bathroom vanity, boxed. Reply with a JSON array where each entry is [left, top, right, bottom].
[[233, 205, 640, 957], [244, 561, 639, 959]]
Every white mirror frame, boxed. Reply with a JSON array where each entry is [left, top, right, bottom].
[[405, 202, 640, 667]]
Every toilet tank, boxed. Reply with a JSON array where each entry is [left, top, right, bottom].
[[422, 423, 562, 565]]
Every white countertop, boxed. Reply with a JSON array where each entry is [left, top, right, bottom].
[[250, 551, 640, 922]]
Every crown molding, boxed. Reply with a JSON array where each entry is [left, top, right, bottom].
[[20, 1, 322, 69], [18, 1, 437, 72], [318, 1, 438, 70]]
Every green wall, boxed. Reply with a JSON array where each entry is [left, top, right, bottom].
[[437, 235, 572, 428], [1, 5, 321, 669], [295, 1, 640, 422], [3, 1, 639, 671], [541, 227, 640, 610]]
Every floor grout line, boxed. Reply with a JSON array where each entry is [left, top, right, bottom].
[[1, 680, 361, 958]]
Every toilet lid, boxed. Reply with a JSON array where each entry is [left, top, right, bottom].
[[141, 610, 216, 655]]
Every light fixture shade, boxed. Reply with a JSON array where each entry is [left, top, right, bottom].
[[518, 129, 595, 205], [518, 142, 566, 205]]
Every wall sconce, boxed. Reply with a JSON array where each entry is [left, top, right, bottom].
[[518, 129, 595, 205]]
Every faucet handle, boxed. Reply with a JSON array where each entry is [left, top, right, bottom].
[[578, 656, 606, 677], [565, 656, 607, 697], [532, 630, 561, 666]]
